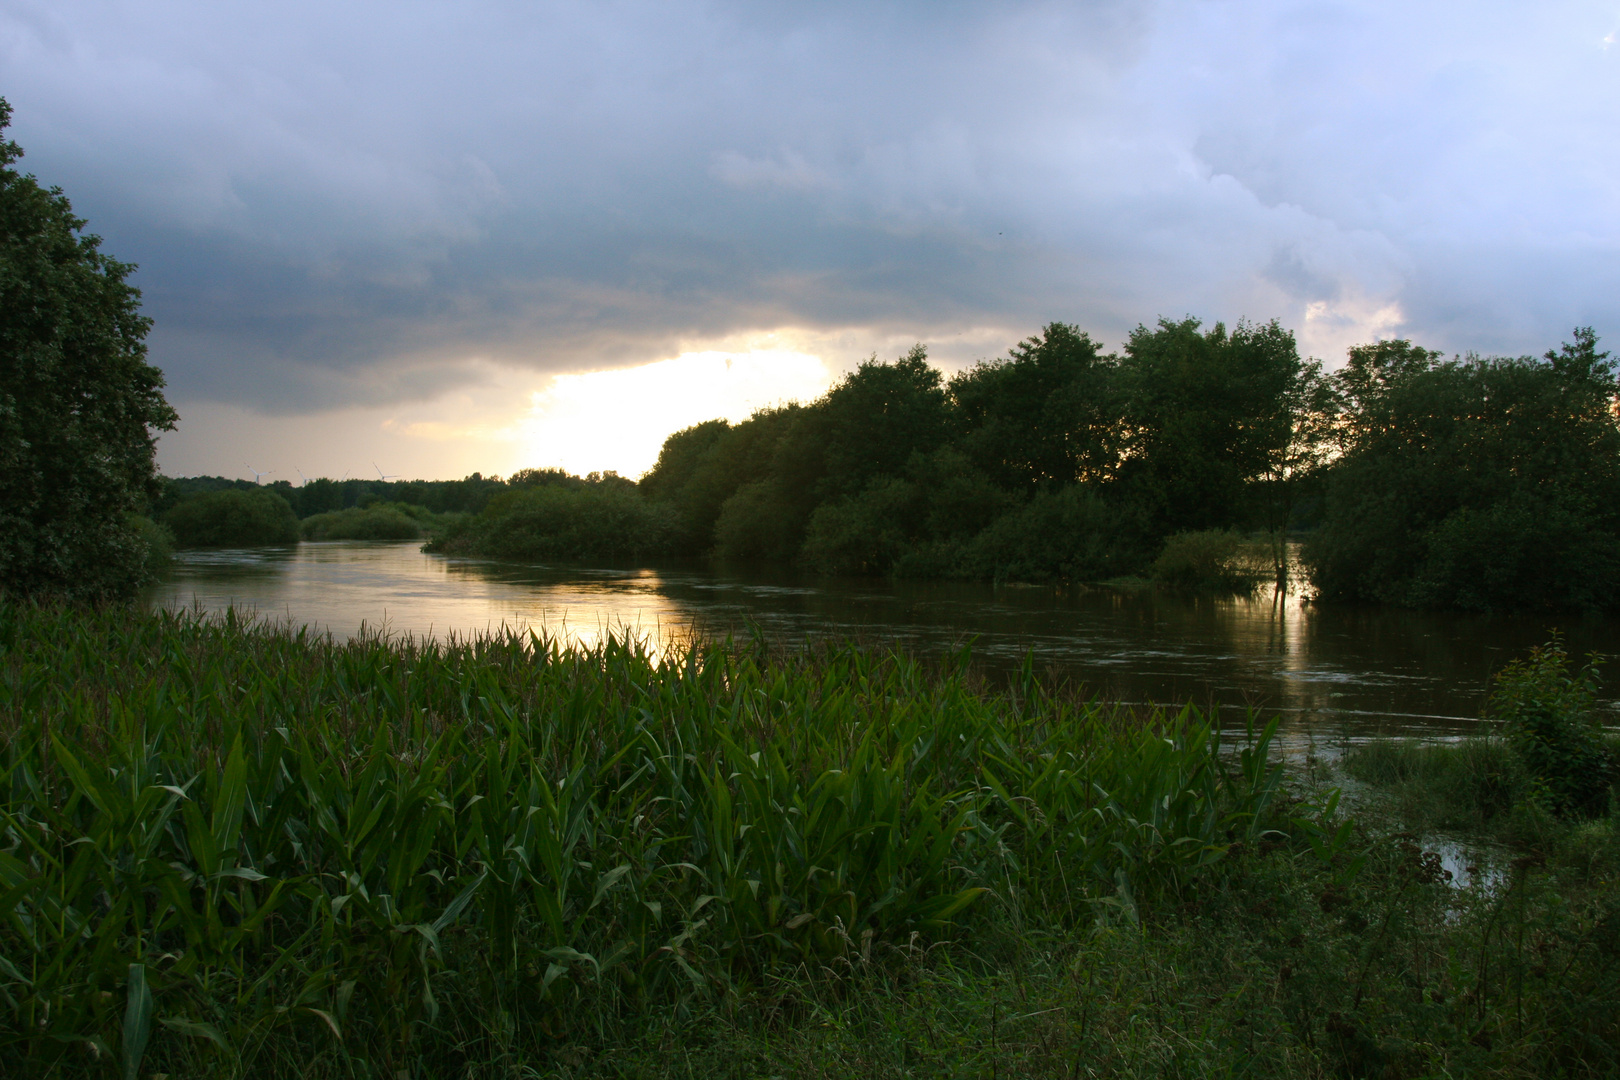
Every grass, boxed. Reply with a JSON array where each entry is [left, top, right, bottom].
[[1341, 736, 1529, 833], [0, 603, 1617, 1077]]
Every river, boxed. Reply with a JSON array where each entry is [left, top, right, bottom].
[[144, 540, 1620, 743]]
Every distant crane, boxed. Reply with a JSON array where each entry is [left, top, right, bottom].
[[244, 463, 271, 485], [374, 462, 400, 481]]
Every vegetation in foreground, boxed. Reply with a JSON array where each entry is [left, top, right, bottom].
[[1, 606, 1616, 1077]]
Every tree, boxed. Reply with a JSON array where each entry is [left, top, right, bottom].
[[0, 98, 177, 600], [814, 344, 952, 500], [950, 322, 1119, 492], [1115, 318, 1309, 540], [1305, 331, 1620, 611]]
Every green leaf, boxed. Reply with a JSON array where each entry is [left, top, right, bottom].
[[122, 963, 154, 1080], [158, 1016, 228, 1051]]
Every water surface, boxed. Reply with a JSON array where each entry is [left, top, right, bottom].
[[146, 541, 1620, 742]]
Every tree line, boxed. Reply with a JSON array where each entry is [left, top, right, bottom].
[[154, 471, 515, 521], [437, 319, 1620, 612]]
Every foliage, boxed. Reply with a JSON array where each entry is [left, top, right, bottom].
[[429, 480, 680, 562], [950, 323, 1118, 492], [162, 489, 300, 548], [0, 99, 177, 601], [128, 515, 174, 578], [1341, 735, 1530, 832], [711, 479, 805, 562], [797, 477, 922, 575], [606, 825, 1619, 1080], [642, 322, 1328, 589], [298, 502, 463, 542], [643, 409, 804, 555], [1305, 331, 1620, 611], [0, 610, 1615, 1076], [1490, 640, 1617, 818], [815, 345, 953, 501], [949, 484, 1136, 583], [0, 602, 1309, 1076], [1115, 318, 1315, 539], [158, 473, 512, 522], [301, 505, 420, 541], [1151, 529, 1259, 591]]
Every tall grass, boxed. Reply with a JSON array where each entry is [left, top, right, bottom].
[[0, 603, 1301, 1076], [1342, 736, 1529, 831]]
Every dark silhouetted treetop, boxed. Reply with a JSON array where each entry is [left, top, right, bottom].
[[818, 346, 952, 493], [950, 322, 1118, 491], [0, 98, 177, 600], [1115, 318, 1308, 537], [1305, 330, 1620, 611]]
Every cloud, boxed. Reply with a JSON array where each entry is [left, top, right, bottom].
[[3, 0, 1618, 442]]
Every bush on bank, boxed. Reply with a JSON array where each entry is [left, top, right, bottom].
[[1151, 528, 1260, 590], [1304, 333, 1620, 612], [161, 488, 300, 547], [298, 502, 465, 542], [427, 480, 681, 562]]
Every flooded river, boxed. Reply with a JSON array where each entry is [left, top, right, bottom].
[[145, 541, 1620, 743]]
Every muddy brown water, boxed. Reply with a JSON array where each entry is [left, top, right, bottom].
[[144, 540, 1620, 745]]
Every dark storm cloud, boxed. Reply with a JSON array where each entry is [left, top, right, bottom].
[[2, 0, 1618, 412]]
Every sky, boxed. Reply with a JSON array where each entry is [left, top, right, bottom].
[[4, 1, 1619, 481]]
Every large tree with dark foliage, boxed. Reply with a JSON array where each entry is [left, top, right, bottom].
[[1115, 317, 1310, 539], [951, 322, 1118, 492], [0, 98, 176, 600], [1305, 330, 1620, 611]]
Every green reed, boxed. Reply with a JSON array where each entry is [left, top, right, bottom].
[[0, 603, 1309, 1075]]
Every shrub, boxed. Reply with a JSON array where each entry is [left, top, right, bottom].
[[162, 489, 300, 547], [300, 504, 423, 541], [713, 481, 805, 562], [431, 482, 679, 562], [1342, 736, 1527, 829], [1489, 639, 1616, 818], [127, 513, 174, 576], [953, 486, 1141, 583], [1305, 333, 1620, 612], [799, 479, 921, 575], [1151, 529, 1256, 590]]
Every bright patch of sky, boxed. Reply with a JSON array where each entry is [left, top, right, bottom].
[[3, 0, 1618, 480]]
